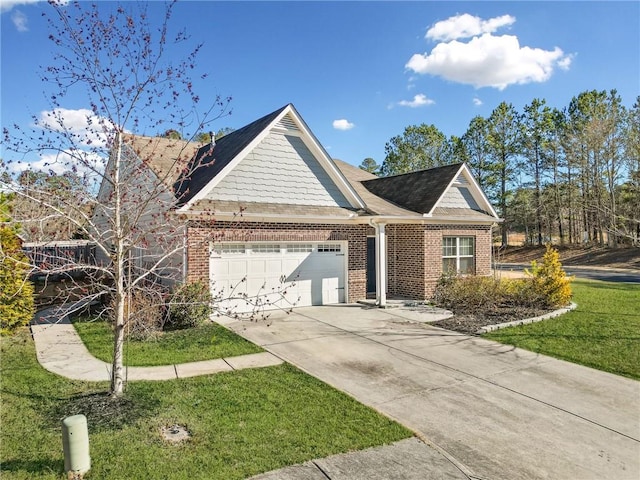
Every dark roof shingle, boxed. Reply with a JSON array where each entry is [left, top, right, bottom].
[[361, 163, 463, 214], [174, 104, 289, 205]]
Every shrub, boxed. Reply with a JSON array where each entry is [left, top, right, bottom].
[[433, 276, 502, 312], [166, 281, 212, 330], [526, 245, 573, 308], [433, 275, 546, 313], [117, 289, 165, 341], [1, 216, 35, 336], [498, 278, 545, 308]]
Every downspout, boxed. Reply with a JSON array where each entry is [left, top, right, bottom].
[[369, 219, 387, 308], [182, 226, 188, 283]]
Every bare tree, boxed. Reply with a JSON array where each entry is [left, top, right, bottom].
[[1, 0, 230, 396]]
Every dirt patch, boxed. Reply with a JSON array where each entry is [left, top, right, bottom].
[[431, 306, 552, 334], [161, 424, 191, 444], [496, 245, 640, 270]]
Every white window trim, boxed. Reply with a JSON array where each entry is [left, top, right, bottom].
[[442, 236, 475, 274]]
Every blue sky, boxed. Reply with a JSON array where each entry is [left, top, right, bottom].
[[1, 1, 639, 171]]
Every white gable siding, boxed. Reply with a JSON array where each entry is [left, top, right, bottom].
[[206, 131, 351, 207], [439, 186, 481, 210]]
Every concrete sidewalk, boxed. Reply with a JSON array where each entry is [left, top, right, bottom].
[[30, 306, 283, 382], [220, 304, 640, 480], [249, 437, 468, 480]]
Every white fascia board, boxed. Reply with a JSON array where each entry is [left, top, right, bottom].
[[178, 108, 291, 212], [180, 210, 359, 224], [96, 143, 118, 202], [177, 210, 499, 226], [287, 105, 367, 211], [426, 216, 500, 225], [358, 215, 498, 225]]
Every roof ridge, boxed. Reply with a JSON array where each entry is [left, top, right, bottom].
[[369, 162, 463, 181]]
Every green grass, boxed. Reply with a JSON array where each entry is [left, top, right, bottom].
[[484, 280, 640, 379], [1, 329, 412, 480], [72, 319, 263, 366]]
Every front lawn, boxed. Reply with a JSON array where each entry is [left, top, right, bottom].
[[1, 329, 412, 480], [73, 319, 263, 366], [484, 280, 640, 379]]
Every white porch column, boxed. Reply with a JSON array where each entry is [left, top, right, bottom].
[[375, 223, 387, 307]]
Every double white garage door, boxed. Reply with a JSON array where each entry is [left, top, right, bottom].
[[210, 242, 346, 313]]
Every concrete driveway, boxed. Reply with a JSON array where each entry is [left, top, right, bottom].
[[218, 304, 640, 480]]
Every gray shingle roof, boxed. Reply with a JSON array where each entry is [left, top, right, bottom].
[[123, 134, 200, 188], [333, 160, 420, 216], [128, 104, 495, 224], [361, 163, 463, 215], [174, 105, 289, 206]]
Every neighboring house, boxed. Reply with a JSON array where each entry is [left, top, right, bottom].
[[93, 134, 200, 283], [99, 103, 499, 311]]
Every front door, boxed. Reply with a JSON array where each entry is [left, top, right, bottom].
[[366, 237, 376, 295]]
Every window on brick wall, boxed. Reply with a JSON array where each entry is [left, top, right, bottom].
[[442, 237, 475, 274]]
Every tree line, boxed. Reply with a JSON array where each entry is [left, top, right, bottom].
[[361, 90, 639, 248]]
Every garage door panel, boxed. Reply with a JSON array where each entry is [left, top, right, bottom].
[[228, 259, 248, 276], [266, 259, 283, 272], [322, 277, 340, 304], [296, 280, 313, 305], [283, 258, 302, 271], [248, 259, 266, 274], [211, 259, 228, 275]]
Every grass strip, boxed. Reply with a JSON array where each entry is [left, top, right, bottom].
[[484, 280, 640, 379], [1, 329, 412, 479], [73, 319, 263, 366]]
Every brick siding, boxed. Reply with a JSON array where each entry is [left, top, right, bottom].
[[187, 220, 492, 303], [186, 220, 368, 302], [422, 224, 493, 297]]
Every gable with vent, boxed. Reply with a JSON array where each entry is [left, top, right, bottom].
[[431, 165, 497, 217], [180, 105, 365, 212]]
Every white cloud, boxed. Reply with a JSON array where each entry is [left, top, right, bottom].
[[10, 9, 27, 31], [9, 150, 105, 179], [0, 0, 41, 13], [407, 15, 572, 90], [557, 54, 574, 70], [9, 155, 70, 175], [397, 93, 435, 108], [473, 97, 483, 106], [37, 108, 112, 147], [10, 108, 112, 178], [427, 13, 515, 42], [332, 119, 355, 131]]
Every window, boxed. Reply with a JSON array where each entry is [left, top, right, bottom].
[[213, 244, 245, 254], [442, 237, 475, 274], [317, 244, 341, 253], [251, 244, 281, 254], [286, 244, 313, 253]]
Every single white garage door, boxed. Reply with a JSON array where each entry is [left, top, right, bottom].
[[210, 242, 346, 314]]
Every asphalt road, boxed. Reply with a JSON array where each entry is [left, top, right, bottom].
[[497, 263, 640, 283]]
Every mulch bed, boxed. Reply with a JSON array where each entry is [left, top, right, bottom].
[[430, 306, 552, 334]]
